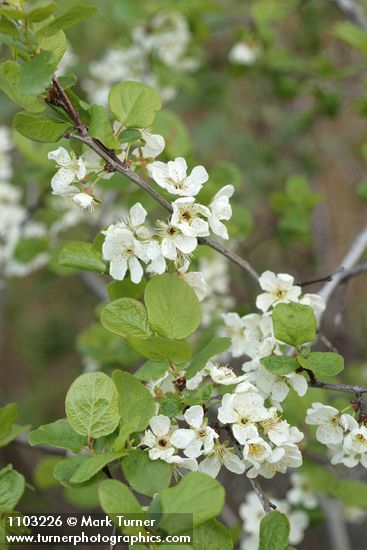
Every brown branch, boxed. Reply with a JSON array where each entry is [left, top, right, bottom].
[[308, 379, 367, 394], [51, 76, 87, 136]]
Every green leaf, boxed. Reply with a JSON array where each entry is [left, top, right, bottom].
[[145, 274, 201, 339], [64, 483, 100, 509], [121, 449, 172, 496], [272, 303, 317, 347], [159, 395, 184, 417], [99, 479, 143, 515], [160, 472, 225, 532], [101, 298, 150, 339], [36, 4, 98, 38], [0, 60, 44, 112], [38, 29, 67, 65], [28, 1, 57, 22], [107, 279, 146, 301], [261, 355, 299, 375], [19, 51, 56, 95], [109, 81, 161, 128], [53, 456, 91, 488], [58, 242, 106, 273], [193, 519, 233, 550], [112, 370, 155, 451], [70, 452, 123, 484], [259, 511, 290, 550], [119, 128, 141, 144], [185, 337, 231, 379], [0, 403, 18, 440], [0, 424, 29, 448], [0, 465, 25, 512], [28, 418, 87, 453], [58, 73, 77, 89], [298, 352, 344, 377], [134, 361, 167, 381], [89, 104, 120, 149], [128, 335, 191, 363], [13, 111, 70, 143], [65, 372, 121, 439], [0, 17, 18, 37]]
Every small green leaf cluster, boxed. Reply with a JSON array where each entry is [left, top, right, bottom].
[[261, 303, 344, 378], [101, 273, 201, 363]]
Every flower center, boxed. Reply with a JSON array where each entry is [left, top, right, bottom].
[[158, 437, 168, 448], [249, 443, 263, 456]]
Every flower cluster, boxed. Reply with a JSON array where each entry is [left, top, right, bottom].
[[222, 271, 325, 409], [141, 407, 245, 479], [306, 402, 367, 468], [84, 12, 199, 106], [47, 126, 164, 211], [240, 473, 316, 549], [141, 357, 303, 480], [101, 156, 234, 285]]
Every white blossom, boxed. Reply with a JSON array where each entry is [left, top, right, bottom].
[[178, 269, 208, 301], [199, 442, 245, 478], [218, 391, 270, 444], [72, 192, 97, 211], [48, 147, 86, 196], [209, 362, 246, 385], [165, 455, 198, 472], [102, 225, 145, 282], [171, 405, 218, 458], [300, 293, 326, 315], [305, 402, 347, 445], [171, 197, 210, 237], [148, 157, 208, 197], [134, 129, 165, 159], [207, 185, 234, 240], [141, 415, 177, 461], [156, 220, 197, 260], [256, 271, 301, 313]]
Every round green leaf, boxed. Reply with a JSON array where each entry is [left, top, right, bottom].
[[298, 352, 344, 377], [145, 274, 201, 339], [121, 449, 172, 496], [272, 303, 316, 347], [108, 81, 161, 128], [101, 298, 150, 339], [160, 472, 225, 532], [0, 465, 25, 512], [65, 372, 121, 439], [259, 511, 290, 550]]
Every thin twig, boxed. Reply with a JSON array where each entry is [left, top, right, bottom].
[[331, 0, 367, 30], [248, 478, 276, 513], [308, 379, 367, 394]]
